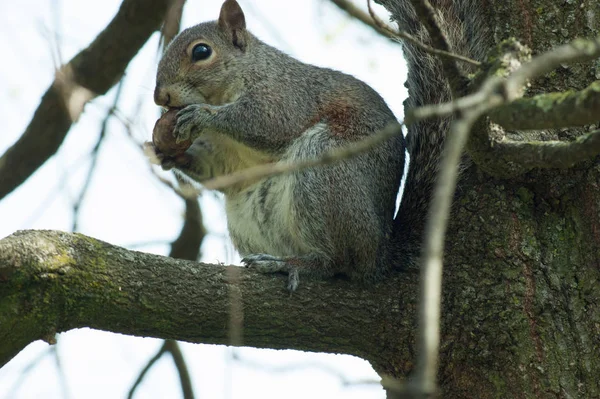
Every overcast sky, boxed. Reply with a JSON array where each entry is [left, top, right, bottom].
[[0, 0, 407, 398]]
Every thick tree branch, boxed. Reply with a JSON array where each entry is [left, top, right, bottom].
[[0, 0, 172, 201], [405, 36, 600, 178], [160, 0, 187, 51], [490, 81, 600, 130], [492, 129, 600, 170], [0, 230, 418, 372]]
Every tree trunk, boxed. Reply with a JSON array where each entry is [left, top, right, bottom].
[[377, 0, 600, 397]]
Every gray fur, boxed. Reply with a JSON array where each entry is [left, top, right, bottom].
[[151, 0, 405, 290], [376, 0, 492, 264]]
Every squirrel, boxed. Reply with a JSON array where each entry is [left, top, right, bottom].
[[146, 0, 408, 291]]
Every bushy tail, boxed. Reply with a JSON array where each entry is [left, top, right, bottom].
[[387, 0, 490, 267]]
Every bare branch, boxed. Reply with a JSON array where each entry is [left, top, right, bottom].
[[0, 230, 418, 371], [504, 37, 600, 101], [408, 0, 467, 94], [5, 347, 53, 398], [160, 0, 187, 50], [127, 342, 169, 399], [51, 344, 72, 399], [329, 0, 395, 39], [169, 194, 205, 261], [202, 122, 403, 191], [0, 0, 172, 201], [165, 340, 195, 399], [128, 340, 195, 399], [72, 81, 125, 232], [366, 0, 480, 66], [329, 0, 479, 67], [411, 105, 482, 396]]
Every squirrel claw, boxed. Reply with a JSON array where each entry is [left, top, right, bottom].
[[173, 107, 195, 143], [175, 104, 216, 144]]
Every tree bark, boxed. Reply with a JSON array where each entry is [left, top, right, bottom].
[[0, 230, 419, 375], [377, 0, 600, 397]]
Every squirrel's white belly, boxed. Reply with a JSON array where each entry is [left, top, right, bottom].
[[225, 123, 330, 257], [225, 174, 304, 256]]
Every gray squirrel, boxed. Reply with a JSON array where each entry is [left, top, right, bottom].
[[146, 0, 422, 291]]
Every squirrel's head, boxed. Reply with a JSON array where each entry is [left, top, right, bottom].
[[155, 0, 249, 108]]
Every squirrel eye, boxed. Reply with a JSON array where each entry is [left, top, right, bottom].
[[191, 43, 212, 62]]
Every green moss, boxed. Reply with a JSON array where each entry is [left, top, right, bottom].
[[516, 187, 534, 206], [531, 90, 574, 112]]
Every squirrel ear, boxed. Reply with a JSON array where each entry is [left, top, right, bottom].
[[218, 0, 247, 50]]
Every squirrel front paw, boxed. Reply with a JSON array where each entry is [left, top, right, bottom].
[[175, 104, 217, 144]]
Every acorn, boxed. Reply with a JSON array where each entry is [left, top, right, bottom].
[[152, 108, 191, 156]]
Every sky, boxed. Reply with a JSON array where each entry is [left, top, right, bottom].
[[0, 0, 407, 398]]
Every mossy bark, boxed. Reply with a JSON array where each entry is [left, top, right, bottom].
[[376, 0, 600, 397]]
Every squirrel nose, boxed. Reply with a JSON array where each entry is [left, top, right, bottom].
[[154, 86, 171, 106]]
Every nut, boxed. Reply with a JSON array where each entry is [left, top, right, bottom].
[[152, 109, 191, 156]]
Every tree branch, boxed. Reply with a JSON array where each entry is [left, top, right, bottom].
[[160, 0, 187, 51], [490, 81, 600, 130], [492, 128, 600, 170], [0, 0, 172, 201], [328, 0, 393, 39], [0, 230, 418, 372], [408, 0, 467, 94], [127, 342, 170, 399], [127, 339, 195, 399], [405, 36, 600, 178], [196, 122, 402, 192], [366, 0, 480, 66]]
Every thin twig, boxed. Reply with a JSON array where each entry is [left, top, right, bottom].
[[366, 0, 480, 66], [72, 80, 125, 231], [202, 122, 403, 191], [411, 106, 481, 396], [409, 0, 467, 94], [505, 37, 600, 100], [127, 343, 168, 399], [4, 348, 53, 399], [329, 0, 395, 39], [50, 344, 72, 399], [409, 36, 600, 123], [164, 340, 195, 399]]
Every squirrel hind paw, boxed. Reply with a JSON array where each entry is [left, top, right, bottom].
[[242, 254, 299, 292]]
